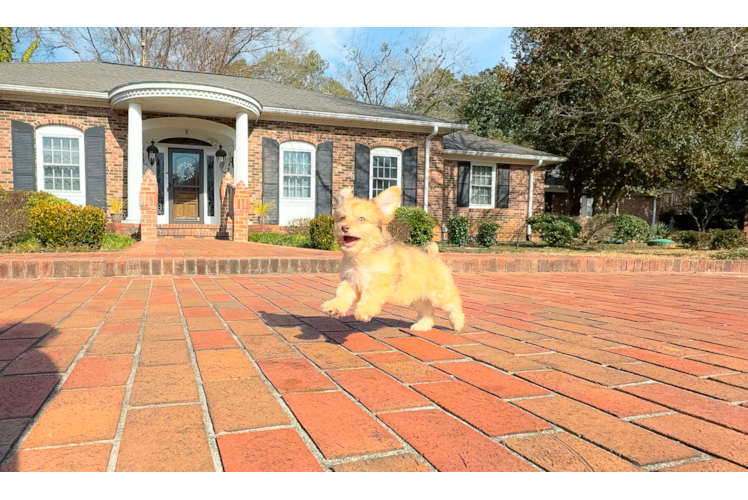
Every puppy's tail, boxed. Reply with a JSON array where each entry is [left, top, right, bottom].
[[424, 242, 439, 259]]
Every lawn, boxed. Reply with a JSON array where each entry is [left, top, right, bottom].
[[0, 232, 136, 254]]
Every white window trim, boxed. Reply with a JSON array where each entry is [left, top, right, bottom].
[[279, 141, 316, 200], [468, 163, 496, 209], [369, 147, 402, 199], [35, 125, 86, 206]]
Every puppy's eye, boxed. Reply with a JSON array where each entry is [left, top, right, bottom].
[[358, 217, 365, 222], [339, 216, 345, 221]]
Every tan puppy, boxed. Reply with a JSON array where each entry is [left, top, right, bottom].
[[321, 186, 465, 331]]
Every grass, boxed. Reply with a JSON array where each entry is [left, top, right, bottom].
[[248, 233, 312, 248], [0, 232, 136, 254], [436, 241, 733, 260]]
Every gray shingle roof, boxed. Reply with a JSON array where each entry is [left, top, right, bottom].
[[444, 131, 566, 162], [0, 61, 463, 128]]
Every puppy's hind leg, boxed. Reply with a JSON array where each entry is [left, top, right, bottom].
[[410, 299, 435, 331], [441, 286, 465, 332]]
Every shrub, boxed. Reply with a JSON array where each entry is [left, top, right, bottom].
[[248, 233, 311, 248], [0, 190, 31, 247], [308, 215, 338, 251], [579, 214, 616, 244], [26, 191, 71, 211], [386, 218, 412, 244], [476, 221, 500, 248], [102, 232, 136, 251], [447, 215, 470, 246], [29, 204, 107, 249], [714, 247, 748, 260], [612, 215, 650, 243], [649, 221, 674, 240], [677, 230, 715, 250], [285, 218, 311, 236], [394, 207, 436, 246], [710, 229, 747, 250], [527, 213, 582, 247]]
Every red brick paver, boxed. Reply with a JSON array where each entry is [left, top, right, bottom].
[[2, 272, 748, 471]]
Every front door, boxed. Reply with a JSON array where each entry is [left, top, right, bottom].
[[169, 148, 203, 223]]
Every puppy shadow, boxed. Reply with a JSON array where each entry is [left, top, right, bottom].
[[0, 322, 68, 471]]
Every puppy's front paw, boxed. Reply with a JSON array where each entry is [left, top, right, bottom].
[[321, 300, 347, 318], [353, 305, 378, 322]]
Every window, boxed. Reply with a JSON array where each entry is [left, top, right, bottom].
[[370, 147, 402, 198], [469, 165, 495, 208], [35, 126, 85, 205], [280, 142, 315, 199]]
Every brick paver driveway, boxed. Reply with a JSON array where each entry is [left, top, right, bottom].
[[1, 272, 747, 472]]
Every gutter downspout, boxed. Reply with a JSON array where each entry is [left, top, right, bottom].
[[424, 126, 438, 213], [526, 160, 544, 241]]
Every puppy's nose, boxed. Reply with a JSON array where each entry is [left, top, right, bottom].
[[341, 225, 350, 233]]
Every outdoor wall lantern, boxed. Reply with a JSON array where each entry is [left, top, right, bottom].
[[215, 144, 232, 174], [441, 225, 449, 243], [146, 140, 159, 167]]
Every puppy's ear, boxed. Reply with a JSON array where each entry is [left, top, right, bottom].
[[373, 186, 401, 219], [333, 188, 353, 209]]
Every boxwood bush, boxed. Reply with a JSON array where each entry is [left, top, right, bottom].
[[308, 215, 338, 250], [612, 215, 651, 243], [476, 221, 500, 248], [447, 215, 469, 246], [0, 189, 31, 247], [526, 213, 582, 247], [386, 218, 412, 244], [394, 207, 436, 246], [710, 229, 747, 250], [29, 203, 106, 248]]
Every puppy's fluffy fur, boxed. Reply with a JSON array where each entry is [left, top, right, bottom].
[[321, 186, 465, 331]]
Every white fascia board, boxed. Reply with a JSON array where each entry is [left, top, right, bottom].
[[0, 84, 109, 100], [263, 106, 467, 130], [444, 148, 567, 163]]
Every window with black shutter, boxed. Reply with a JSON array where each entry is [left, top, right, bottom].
[[496, 166, 510, 209]]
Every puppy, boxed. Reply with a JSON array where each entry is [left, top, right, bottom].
[[321, 186, 465, 331]]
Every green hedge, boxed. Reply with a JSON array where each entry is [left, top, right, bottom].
[[527, 213, 582, 247], [308, 215, 338, 250], [447, 215, 469, 246], [612, 215, 650, 243], [710, 229, 747, 250], [477, 221, 500, 248], [29, 203, 106, 248], [394, 207, 436, 246]]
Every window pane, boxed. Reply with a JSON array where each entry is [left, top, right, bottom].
[[63, 178, 71, 190], [207, 155, 215, 217], [44, 166, 53, 178], [73, 179, 80, 190], [72, 167, 79, 178], [53, 138, 61, 150], [43, 137, 52, 149], [54, 178, 62, 190], [45, 178, 53, 189], [283, 151, 311, 176], [54, 166, 62, 177], [53, 150, 61, 163], [71, 139, 79, 152]]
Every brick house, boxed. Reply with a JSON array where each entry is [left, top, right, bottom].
[[1, 61, 566, 240]]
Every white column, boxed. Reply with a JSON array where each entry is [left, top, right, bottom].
[[235, 111, 249, 186], [126, 102, 143, 223]]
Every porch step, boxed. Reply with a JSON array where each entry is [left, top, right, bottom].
[[157, 224, 231, 239]]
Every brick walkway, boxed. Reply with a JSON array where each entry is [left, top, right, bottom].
[[1, 273, 747, 471]]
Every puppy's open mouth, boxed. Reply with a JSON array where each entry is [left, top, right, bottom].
[[342, 235, 361, 248]]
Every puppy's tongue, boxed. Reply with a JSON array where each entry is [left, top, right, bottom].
[[343, 236, 360, 248]]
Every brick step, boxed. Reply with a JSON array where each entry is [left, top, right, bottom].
[[157, 224, 231, 239]]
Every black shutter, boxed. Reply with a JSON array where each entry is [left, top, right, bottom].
[[315, 141, 333, 216], [11, 120, 36, 191], [354, 144, 370, 199], [457, 161, 471, 208], [402, 147, 418, 206], [262, 138, 280, 224], [496, 166, 510, 209], [85, 126, 107, 210]]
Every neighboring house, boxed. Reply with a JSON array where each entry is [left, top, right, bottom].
[[0, 61, 566, 240], [544, 166, 659, 224]]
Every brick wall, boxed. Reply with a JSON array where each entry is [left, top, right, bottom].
[[0, 99, 127, 210], [440, 160, 546, 240]]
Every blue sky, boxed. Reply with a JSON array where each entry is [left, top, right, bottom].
[[307, 27, 514, 75]]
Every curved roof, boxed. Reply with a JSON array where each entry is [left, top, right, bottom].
[[444, 131, 566, 163]]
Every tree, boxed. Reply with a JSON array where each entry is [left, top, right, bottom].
[[1, 27, 40, 62], [508, 28, 748, 216], [228, 49, 351, 98], [459, 64, 531, 145], [39, 27, 303, 74], [339, 30, 472, 115]]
